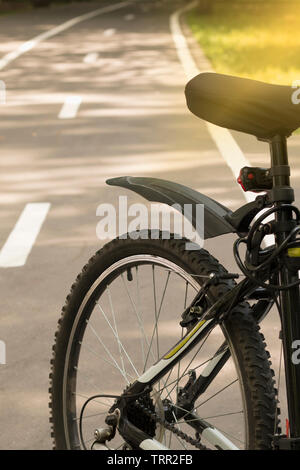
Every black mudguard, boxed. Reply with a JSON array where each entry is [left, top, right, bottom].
[[106, 176, 237, 239]]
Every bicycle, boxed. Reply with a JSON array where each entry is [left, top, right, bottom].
[[49, 72, 300, 450]]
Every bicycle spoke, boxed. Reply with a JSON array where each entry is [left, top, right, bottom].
[[94, 304, 139, 379], [73, 392, 111, 407], [152, 265, 159, 361], [159, 329, 214, 399], [106, 287, 127, 378], [135, 266, 145, 366], [195, 379, 239, 411], [79, 340, 135, 380], [175, 282, 188, 397], [86, 320, 130, 384], [176, 410, 244, 424], [143, 268, 171, 371], [73, 411, 107, 422], [156, 355, 215, 397], [172, 411, 188, 450], [120, 271, 156, 371]]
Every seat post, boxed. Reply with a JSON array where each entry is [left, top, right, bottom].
[[270, 135, 289, 183], [268, 135, 294, 203]]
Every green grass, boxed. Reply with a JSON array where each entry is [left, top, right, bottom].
[[187, 3, 300, 86]]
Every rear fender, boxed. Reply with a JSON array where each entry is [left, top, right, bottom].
[[106, 176, 237, 240]]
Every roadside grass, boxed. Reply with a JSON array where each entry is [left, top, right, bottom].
[[187, 2, 300, 134], [187, 3, 300, 86], [0, 5, 31, 16]]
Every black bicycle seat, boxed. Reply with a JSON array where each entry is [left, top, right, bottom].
[[185, 72, 300, 139]]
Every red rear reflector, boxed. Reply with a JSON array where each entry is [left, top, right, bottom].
[[237, 174, 246, 192]]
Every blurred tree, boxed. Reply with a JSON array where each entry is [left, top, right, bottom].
[[31, 0, 51, 6], [198, 0, 213, 14]]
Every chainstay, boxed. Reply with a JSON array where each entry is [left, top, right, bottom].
[[135, 401, 208, 450]]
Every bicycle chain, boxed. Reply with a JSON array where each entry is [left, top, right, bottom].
[[135, 400, 208, 450]]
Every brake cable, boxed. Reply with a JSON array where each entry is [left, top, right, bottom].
[[234, 211, 300, 291]]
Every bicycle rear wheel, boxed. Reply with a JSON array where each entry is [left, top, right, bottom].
[[49, 232, 277, 450]]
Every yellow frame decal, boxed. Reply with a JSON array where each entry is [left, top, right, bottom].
[[288, 247, 300, 258], [163, 320, 206, 360]]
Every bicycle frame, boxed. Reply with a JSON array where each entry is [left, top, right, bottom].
[[108, 134, 300, 450]]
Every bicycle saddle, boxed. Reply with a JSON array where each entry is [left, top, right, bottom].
[[185, 73, 300, 139]]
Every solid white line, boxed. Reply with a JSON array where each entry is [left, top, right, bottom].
[[206, 123, 255, 203], [83, 52, 99, 64], [0, 203, 50, 268], [0, 0, 134, 71], [170, 1, 199, 80], [170, 2, 254, 203], [58, 95, 82, 119]]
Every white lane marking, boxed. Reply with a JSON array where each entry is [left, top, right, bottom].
[[170, 1, 253, 202], [206, 123, 254, 203], [103, 28, 116, 37], [0, 0, 134, 71], [207, 123, 274, 244], [58, 96, 82, 119], [124, 14, 135, 21], [170, 2, 199, 79], [0, 203, 50, 268], [0, 340, 6, 364], [83, 52, 99, 64]]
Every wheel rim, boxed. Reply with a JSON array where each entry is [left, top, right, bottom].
[[62, 255, 248, 450]]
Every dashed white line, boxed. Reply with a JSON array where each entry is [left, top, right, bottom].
[[103, 28, 116, 37], [58, 96, 82, 119], [124, 14, 135, 21], [0, 203, 50, 268], [0, 0, 134, 71], [83, 52, 99, 64]]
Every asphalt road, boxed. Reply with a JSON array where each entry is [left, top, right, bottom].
[[0, 0, 299, 449]]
